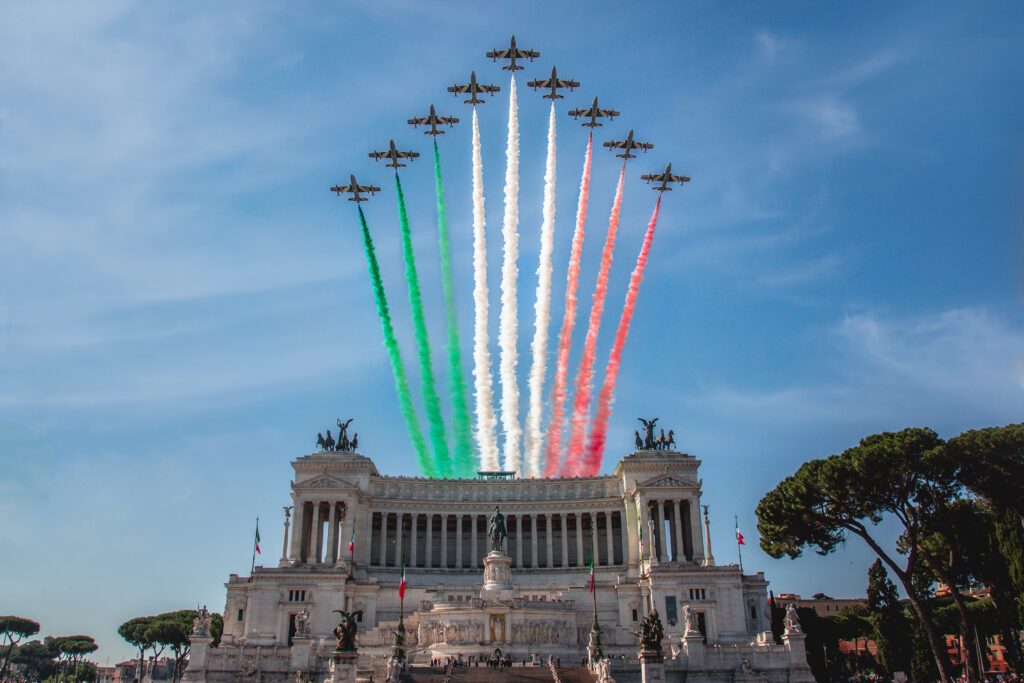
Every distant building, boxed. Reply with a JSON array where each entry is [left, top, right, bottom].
[[775, 593, 866, 617]]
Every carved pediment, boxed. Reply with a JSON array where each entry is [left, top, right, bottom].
[[636, 473, 698, 489], [294, 473, 358, 490]]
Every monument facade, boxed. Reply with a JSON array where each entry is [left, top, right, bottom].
[[185, 448, 812, 682]]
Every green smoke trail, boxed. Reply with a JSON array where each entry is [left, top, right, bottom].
[[395, 173, 452, 478], [357, 206, 434, 477], [433, 140, 476, 477]]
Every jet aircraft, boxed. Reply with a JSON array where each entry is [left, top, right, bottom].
[[568, 97, 620, 127], [330, 175, 381, 202], [526, 66, 580, 99], [640, 163, 691, 192], [369, 140, 419, 169], [407, 104, 460, 136], [603, 129, 654, 159], [448, 71, 500, 105], [486, 35, 540, 71]]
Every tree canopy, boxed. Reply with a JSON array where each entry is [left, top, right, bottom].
[[1, 615, 41, 681]]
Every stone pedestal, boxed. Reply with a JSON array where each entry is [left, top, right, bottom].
[[328, 651, 358, 683], [290, 636, 313, 671], [782, 631, 814, 683], [480, 550, 514, 601], [680, 632, 704, 671], [639, 651, 665, 683], [182, 636, 213, 683]]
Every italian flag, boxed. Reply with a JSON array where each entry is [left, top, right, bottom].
[[254, 524, 261, 555], [398, 563, 407, 600], [588, 556, 595, 594], [638, 518, 644, 554], [735, 527, 745, 546], [348, 529, 355, 555]]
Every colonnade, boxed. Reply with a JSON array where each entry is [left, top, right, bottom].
[[368, 510, 626, 569], [286, 500, 348, 565], [641, 498, 701, 564]]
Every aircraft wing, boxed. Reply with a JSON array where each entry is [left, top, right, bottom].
[[369, 151, 388, 160], [672, 175, 691, 183], [407, 116, 429, 126], [447, 84, 470, 94], [603, 140, 627, 149], [639, 173, 663, 182], [330, 183, 354, 194], [486, 49, 511, 60], [527, 78, 552, 89], [599, 108, 620, 118], [519, 49, 540, 59], [567, 108, 588, 118], [557, 79, 581, 89], [358, 184, 381, 194], [636, 142, 654, 151], [397, 151, 420, 159], [437, 115, 459, 125], [479, 83, 500, 94]]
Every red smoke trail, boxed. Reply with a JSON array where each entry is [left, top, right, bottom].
[[582, 197, 662, 476], [560, 161, 627, 477], [543, 133, 593, 478]]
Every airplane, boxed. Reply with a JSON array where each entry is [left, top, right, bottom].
[[448, 71, 500, 105], [369, 140, 420, 169], [526, 66, 580, 100], [603, 129, 654, 159], [330, 175, 381, 202], [640, 163, 691, 192], [407, 104, 460, 136], [486, 35, 539, 71], [568, 97, 620, 128]]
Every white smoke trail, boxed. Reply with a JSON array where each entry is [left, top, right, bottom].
[[499, 75, 522, 475], [524, 102, 557, 478], [471, 108, 500, 471]]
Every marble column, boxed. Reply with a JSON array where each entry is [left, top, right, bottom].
[[656, 500, 667, 562], [379, 512, 389, 567], [605, 511, 615, 565], [311, 501, 323, 564], [289, 500, 304, 561], [410, 513, 419, 568], [591, 511, 600, 565], [545, 515, 554, 568], [530, 515, 539, 568], [282, 506, 293, 562], [561, 514, 569, 567], [674, 501, 686, 563], [440, 514, 449, 569], [456, 515, 464, 569], [326, 502, 338, 565], [515, 515, 524, 568], [576, 512, 585, 567], [689, 498, 705, 563], [395, 512, 404, 567], [425, 513, 434, 568], [471, 514, 478, 568]]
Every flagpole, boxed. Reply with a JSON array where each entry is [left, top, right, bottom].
[[734, 514, 743, 572], [251, 516, 259, 575]]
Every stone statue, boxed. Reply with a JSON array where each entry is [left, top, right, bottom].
[[294, 608, 311, 637], [323, 430, 335, 451], [784, 604, 802, 634], [682, 605, 699, 636], [595, 658, 615, 683], [192, 605, 212, 637], [667, 430, 676, 450], [740, 657, 755, 675], [637, 418, 659, 450], [634, 431, 643, 450], [487, 506, 507, 552], [316, 433, 327, 451], [385, 657, 400, 683], [658, 429, 666, 449], [336, 418, 354, 451], [332, 609, 363, 651], [351, 433, 358, 451], [635, 608, 664, 654]]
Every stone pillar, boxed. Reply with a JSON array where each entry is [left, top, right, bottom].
[[545, 515, 554, 568], [783, 628, 814, 682], [181, 635, 213, 683], [290, 633, 314, 671], [576, 512, 585, 568], [591, 512, 600, 565], [531, 514, 539, 568], [289, 500, 304, 562], [639, 651, 665, 683], [409, 513, 418, 568], [440, 514, 448, 569], [425, 513, 434, 568], [605, 511, 615, 565], [655, 500, 666, 562], [702, 507, 715, 567], [379, 512, 389, 567], [681, 627, 705, 672], [311, 501, 323, 564], [329, 651, 358, 683], [281, 507, 292, 564], [395, 512, 404, 567], [326, 502, 338, 565], [515, 515, 524, 568], [560, 514, 569, 567], [471, 514, 478, 568], [624, 498, 640, 568], [689, 498, 705, 564], [455, 514, 464, 569], [673, 501, 685, 563]]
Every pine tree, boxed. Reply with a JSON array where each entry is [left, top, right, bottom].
[[866, 559, 912, 676]]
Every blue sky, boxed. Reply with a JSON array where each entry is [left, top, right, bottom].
[[2, 0, 1023, 664]]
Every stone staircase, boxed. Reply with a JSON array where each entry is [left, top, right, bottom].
[[402, 665, 593, 683]]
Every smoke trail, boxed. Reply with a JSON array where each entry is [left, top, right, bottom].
[[498, 74, 522, 475], [524, 102, 558, 478], [471, 108, 500, 471], [356, 206, 433, 477], [582, 198, 663, 476], [395, 174, 451, 477], [543, 132, 593, 478], [561, 162, 627, 477], [433, 140, 475, 477]]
